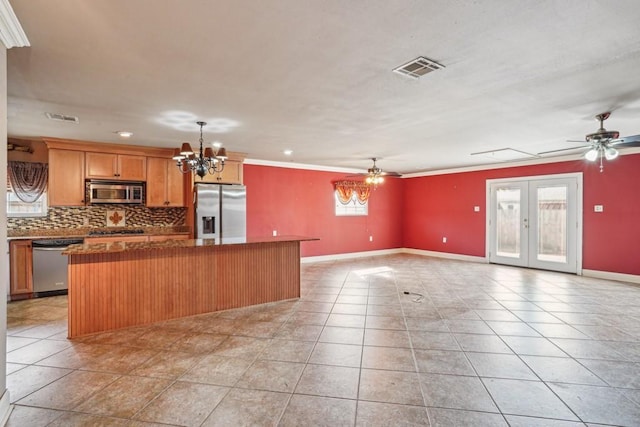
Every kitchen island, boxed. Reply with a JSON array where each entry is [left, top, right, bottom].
[[63, 236, 317, 338]]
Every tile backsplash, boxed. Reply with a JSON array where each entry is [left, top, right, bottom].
[[8, 205, 186, 231]]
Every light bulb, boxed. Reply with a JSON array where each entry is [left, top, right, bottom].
[[585, 148, 599, 162], [604, 147, 619, 160]]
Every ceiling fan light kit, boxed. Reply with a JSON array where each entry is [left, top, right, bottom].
[[538, 111, 640, 172]]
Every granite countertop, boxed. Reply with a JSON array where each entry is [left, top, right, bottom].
[[63, 235, 319, 255], [7, 226, 191, 240]]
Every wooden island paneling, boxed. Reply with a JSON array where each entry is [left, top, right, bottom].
[[64, 236, 317, 338]]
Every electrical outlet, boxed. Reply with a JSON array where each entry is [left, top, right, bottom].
[[369, 235, 373, 242], [272, 230, 277, 236], [594, 205, 604, 213], [442, 237, 447, 243]]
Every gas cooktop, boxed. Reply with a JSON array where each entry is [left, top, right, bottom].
[[88, 229, 145, 236]]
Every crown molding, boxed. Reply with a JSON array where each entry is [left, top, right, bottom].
[[244, 158, 363, 174], [402, 146, 640, 178], [0, 0, 29, 48]]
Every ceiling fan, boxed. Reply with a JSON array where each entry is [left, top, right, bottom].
[[350, 158, 402, 185], [539, 112, 640, 172]]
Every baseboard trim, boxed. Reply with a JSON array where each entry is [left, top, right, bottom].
[[402, 248, 488, 263], [0, 389, 12, 426], [301, 248, 486, 264], [582, 269, 640, 285], [301, 248, 403, 263]]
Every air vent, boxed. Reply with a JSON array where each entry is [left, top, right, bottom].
[[45, 112, 79, 124], [392, 56, 445, 79]]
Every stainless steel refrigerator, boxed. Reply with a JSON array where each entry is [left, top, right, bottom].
[[194, 183, 247, 239]]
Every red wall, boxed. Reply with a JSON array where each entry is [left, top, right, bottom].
[[244, 164, 404, 257], [403, 153, 640, 276], [245, 154, 640, 276]]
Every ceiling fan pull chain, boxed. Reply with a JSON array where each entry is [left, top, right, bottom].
[[599, 152, 604, 173]]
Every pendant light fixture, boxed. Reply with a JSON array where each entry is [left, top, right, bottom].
[[173, 121, 228, 178]]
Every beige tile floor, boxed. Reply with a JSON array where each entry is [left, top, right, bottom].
[[5, 254, 640, 426]]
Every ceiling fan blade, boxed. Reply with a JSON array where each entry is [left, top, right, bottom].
[[381, 171, 402, 177], [538, 146, 589, 155], [610, 134, 640, 147], [566, 139, 587, 143]]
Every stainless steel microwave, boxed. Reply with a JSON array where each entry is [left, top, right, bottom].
[[87, 181, 144, 204]]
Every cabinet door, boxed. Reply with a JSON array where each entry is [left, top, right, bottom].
[[146, 158, 185, 207], [146, 157, 169, 207], [118, 155, 147, 180], [199, 160, 243, 184], [86, 152, 118, 179], [10, 240, 33, 295], [49, 149, 86, 206], [166, 161, 185, 206]]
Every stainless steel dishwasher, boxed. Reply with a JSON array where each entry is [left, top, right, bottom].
[[32, 238, 84, 296]]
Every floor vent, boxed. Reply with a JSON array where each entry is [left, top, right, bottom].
[[393, 56, 445, 79], [45, 112, 79, 123]]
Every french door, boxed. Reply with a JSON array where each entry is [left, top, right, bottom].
[[487, 173, 582, 274]]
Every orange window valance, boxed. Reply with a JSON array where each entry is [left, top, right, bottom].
[[334, 180, 371, 204]]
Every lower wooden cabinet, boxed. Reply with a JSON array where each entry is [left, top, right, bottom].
[[85, 234, 190, 244], [148, 234, 190, 242], [10, 240, 33, 296]]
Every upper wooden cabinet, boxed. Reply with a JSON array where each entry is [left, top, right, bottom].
[[10, 240, 33, 296], [86, 152, 147, 181], [48, 149, 86, 206], [146, 157, 185, 207], [196, 160, 243, 184]]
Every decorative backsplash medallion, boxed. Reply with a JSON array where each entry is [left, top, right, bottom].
[[106, 210, 126, 227]]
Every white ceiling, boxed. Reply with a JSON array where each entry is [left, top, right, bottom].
[[7, 0, 640, 174]]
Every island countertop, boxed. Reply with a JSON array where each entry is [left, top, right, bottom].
[[63, 235, 319, 255]]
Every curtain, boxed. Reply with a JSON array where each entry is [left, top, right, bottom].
[[7, 161, 48, 203], [335, 184, 354, 204], [334, 180, 371, 204]]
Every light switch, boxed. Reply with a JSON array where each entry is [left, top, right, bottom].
[[474, 206, 480, 212], [594, 205, 604, 213]]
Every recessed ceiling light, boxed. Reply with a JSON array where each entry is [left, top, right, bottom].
[[283, 149, 293, 156], [116, 131, 133, 138]]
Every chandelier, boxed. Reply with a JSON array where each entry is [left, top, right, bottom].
[[173, 121, 227, 178]]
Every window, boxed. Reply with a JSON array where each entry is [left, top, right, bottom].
[[335, 190, 368, 216], [7, 187, 48, 217]]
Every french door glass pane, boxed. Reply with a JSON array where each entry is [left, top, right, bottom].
[[496, 187, 521, 258], [536, 185, 567, 263]]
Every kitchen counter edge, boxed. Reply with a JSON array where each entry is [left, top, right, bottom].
[[7, 227, 191, 241], [63, 235, 319, 255]]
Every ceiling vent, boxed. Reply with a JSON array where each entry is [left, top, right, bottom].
[[45, 112, 79, 124], [393, 56, 445, 79]]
